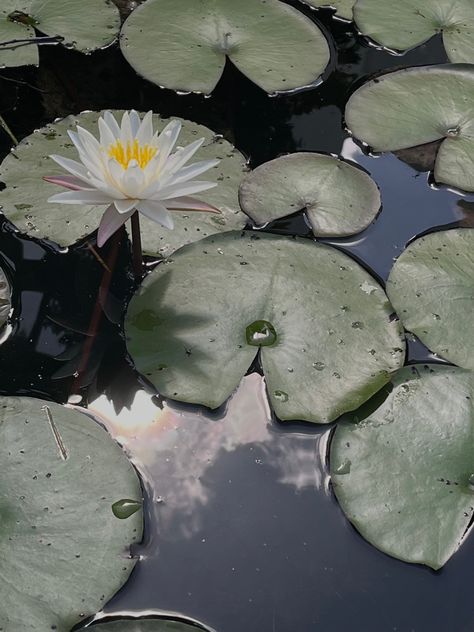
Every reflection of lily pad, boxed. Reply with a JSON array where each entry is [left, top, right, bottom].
[[354, 0, 474, 62], [300, 0, 355, 21], [120, 0, 330, 95], [92, 618, 210, 631], [239, 153, 380, 237], [0, 0, 120, 68], [345, 64, 474, 192], [125, 231, 405, 424], [0, 111, 247, 256], [387, 228, 474, 369], [0, 396, 142, 631], [331, 365, 474, 570], [0, 264, 11, 329]]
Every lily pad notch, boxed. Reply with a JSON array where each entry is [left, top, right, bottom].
[[239, 152, 381, 237], [120, 0, 331, 94], [345, 64, 474, 192]]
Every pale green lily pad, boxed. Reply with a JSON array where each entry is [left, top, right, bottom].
[[120, 0, 330, 95], [345, 64, 474, 192], [125, 231, 405, 424], [91, 618, 209, 631], [301, 0, 355, 21], [239, 153, 380, 237], [354, 0, 474, 62], [0, 110, 247, 257], [0, 0, 120, 68], [386, 228, 474, 369], [0, 396, 142, 631], [0, 264, 11, 328], [331, 365, 474, 570]]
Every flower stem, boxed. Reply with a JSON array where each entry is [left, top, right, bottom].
[[130, 211, 143, 281]]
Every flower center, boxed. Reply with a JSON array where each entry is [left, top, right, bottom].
[[108, 139, 157, 169]]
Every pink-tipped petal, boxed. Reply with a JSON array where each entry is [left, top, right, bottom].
[[166, 196, 221, 213], [97, 204, 134, 247], [43, 175, 90, 191]]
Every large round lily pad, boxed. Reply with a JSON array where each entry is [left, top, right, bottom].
[[92, 618, 210, 631], [0, 0, 120, 68], [354, 0, 474, 62], [386, 228, 474, 369], [345, 64, 474, 192], [331, 365, 474, 569], [125, 231, 405, 424], [0, 396, 142, 631], [301, 0, 355, 21], [239, 153, 380, 237], [120, 0, 331, 95], [0, 110, 247, 257]]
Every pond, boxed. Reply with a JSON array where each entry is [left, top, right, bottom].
[[0, 1, 473, 631]]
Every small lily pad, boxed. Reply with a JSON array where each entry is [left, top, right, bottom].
[[331, 365, 474, 569], [386, 228, 474, 369], [120, 0, 331, 95], [345, 64, 474, 192], [0, 0, 120, 68], [354, 0, 474, 62], [91, 618, 210, 631], [0, 264, 11, 329], [0, 111, 247, 256], [300, 0, 355, 21], [0, 396, 142, 631], [125, 231, 405, 424], [239, 153, 380, 237]]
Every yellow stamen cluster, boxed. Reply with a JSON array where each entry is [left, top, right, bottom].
[[108, 139, 157, 169]]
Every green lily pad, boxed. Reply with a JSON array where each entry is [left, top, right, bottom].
[[354, 0, 474, 62], [331, 364, 474, 569], [0, 110, 247, 257], [0, 264, 11, 329], [0, 396, 142, 631], [345, 64, 474, 192], [386, 228, 474, 369], [300, 0, 355, 21], [238, 153, 380, 237], [0, 0, 120, 68], [91, 618, 209, 631], [120, 0, 331, 95], [125, 231, 405, 424]]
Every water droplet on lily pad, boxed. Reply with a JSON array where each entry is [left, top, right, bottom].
[[313, 361, 326, 371], [112, 499, 142, 520], [246, 320, 277, 347], [335, 459, 351, 475]]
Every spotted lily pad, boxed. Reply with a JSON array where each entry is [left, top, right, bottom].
[[0, 111, 247, 257], [300, 0, 355, 21], [120, 0, 331, 95], [0, 396, 142, 631], [331, 365, 474, 569], [239, 153, 380, 237], [354, 0, 474, 62], [386, 228, 474, 369], [125, 231, 405, 424], [345, 64, 474, 192], [0, 264, 11, 328], [91, 618, 210, 631], [0, 0, 120, 68]]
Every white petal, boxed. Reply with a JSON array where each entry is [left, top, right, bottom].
[[160, 138, 205, 177], [168, 159, 219, 185], [98, 116, 116, 148], [120, 111, 133, 144], [122, 161, 146, 198], [97, 203, 134, 247], [136, 110, 153, 144], [156, 120, 182, 165], [67, 130, 86, 154], [129, 110, 141, 137], [48, 190, 113, 204], [114, 199, 138, 214], [137, 200, 174, 229], [152, 180, 217, 200], [104, 111, 121, 137], [49, 154, 89, 180], [76, 125, 101, 154]]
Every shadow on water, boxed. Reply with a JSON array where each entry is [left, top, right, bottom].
[[0, 3, 472, 631]]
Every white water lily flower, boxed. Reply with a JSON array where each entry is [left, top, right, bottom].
[[44, 110, 221, 247]]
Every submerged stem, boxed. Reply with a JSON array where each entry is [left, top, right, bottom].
[[130, 211, 143, 281], [0, 114, 18, 146]]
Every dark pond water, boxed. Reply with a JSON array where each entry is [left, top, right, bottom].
[[0, 2, 473, 631]]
